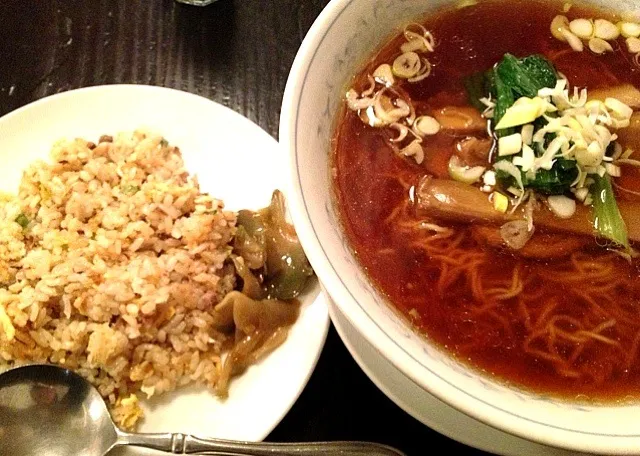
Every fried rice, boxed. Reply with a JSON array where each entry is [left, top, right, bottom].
[[0, 131, 247, 428]]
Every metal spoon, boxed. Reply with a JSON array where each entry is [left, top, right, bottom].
[[0, 364, 406, 455]]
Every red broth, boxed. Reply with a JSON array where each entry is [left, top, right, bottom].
[[332, 0, 640, 401]]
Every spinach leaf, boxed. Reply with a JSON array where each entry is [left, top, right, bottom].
[[490, 54, 571, 191], [496, 54, 557, 99], [470, 54, 572, 193], [496, 159, 578, 195], [496, 54, 540, 98], [463, 71, 490, 111], [492, 67, 514, 138], [525, 158, 578, 195], [521, 55, 558, 91]]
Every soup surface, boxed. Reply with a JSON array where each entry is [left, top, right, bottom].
[[333, 0, 640, 401]]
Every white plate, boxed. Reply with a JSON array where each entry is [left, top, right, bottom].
[[327, 295, 587, 456], [0, 85, 330, 449]]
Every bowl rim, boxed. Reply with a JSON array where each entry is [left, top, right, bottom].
[[280, 0, 640, 453]]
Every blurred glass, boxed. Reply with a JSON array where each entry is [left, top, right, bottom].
[[175, 0, 218, 5]]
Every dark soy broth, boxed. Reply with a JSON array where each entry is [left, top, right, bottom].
[[333, 0, 640, 401]]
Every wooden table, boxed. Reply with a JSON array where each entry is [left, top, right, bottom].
[[0, 1, 486, 454]]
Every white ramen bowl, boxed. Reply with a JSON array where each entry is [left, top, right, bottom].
[[281, 0, 640, 454]]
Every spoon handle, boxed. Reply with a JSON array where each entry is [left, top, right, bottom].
[[116, 431, 407, 455]]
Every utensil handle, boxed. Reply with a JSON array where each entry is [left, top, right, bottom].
[[116, 431, 407, 455]]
